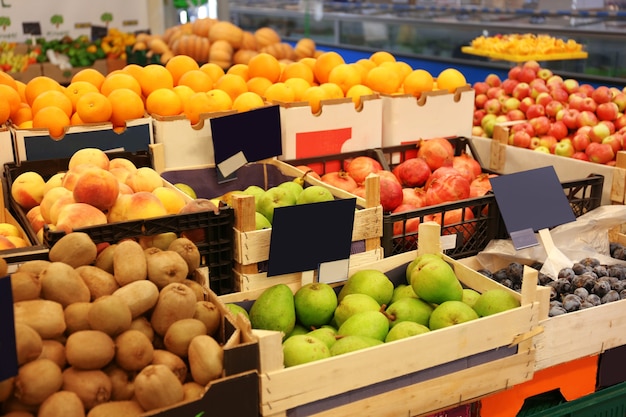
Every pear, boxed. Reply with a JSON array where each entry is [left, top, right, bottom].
[[285, 323, 310, 340], [337, 310, 389, 342], [330, 335, 383, 356], [242, 185, 265, 205], [338, 269, 394, 306], [306, 326, 338, 349], [472, 289, 521, 317], [277, 181, 303, 200], [296, 185, 334, 204], [255, 212, 272, 230], [385, 321, 430, 342], [410, 258, 463, 304], [332, 293, 381, 328], [225, 303, 249, 321], [406, 253, 443, 284], [462, 288, 481, 308], [384, 297, 434, 328], [390, 284, 418, 303], [294, 282, 338, 329], [249, 284, 296, 339], [282, 335, 330, 367], [428, 300, 479, 330], [256, 187, 297, 224]]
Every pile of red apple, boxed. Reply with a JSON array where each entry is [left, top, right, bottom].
[[473, 60, 626, 165]]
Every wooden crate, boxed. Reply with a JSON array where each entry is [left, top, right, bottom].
[[221, 223, 543, 416]]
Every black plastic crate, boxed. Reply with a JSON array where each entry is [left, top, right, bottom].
[[4, 150, 236, 295], [283, 147, 392, 177]]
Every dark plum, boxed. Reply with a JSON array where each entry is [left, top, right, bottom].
[[585, 294, 602, 306], [507, 262, 524, 282], [592, 279, 611, 298], [571, 262, 588, 275], [592, 265, 608, 278], [580, 257, 601, 268], [601, 290, 620, 304], [557, 267, 575, 281], [608, 265, 626, 280], [538, 273, 553, 286], [573, 287, 589, 299], [555, 278, 572, 294], [549, 306, 567, 317], [477, 269, 493, 279]]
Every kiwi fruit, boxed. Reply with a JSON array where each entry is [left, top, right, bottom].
[[37, 390, 85, 417], [133, 364, 184, 411], [193, 301, 222, 337], [104, 365, 135, 401], [75, 266, 120, 301], [0, 376, 15, 402], [38, 339, 67, 369], [168, 237, 201, 275], [15, 259, 50, 276], [48, 232, 97, 268], [128, 316, 154, 342], [14, 299, 66, 339], [64, 302, 92, 334], [9, 271, 41, 302], [187, 335, 224, 386], [94, 244, 117, 274], [143, 247, 162, 257], [114, 330, 154, 372], [112, 280, 159, 319], [184, 278, 205, 302], [151, 349, 187, 384], [150, 283, 197, 336], [14, 358, 63, 406], [66, 330, 115, 370], [182, 381, 206, 402], [146, 250, 189, 289], [86, 400, 145, 417], [62, 367, 112, 411], [14, 323, 43, 366], [88, 295, 132, 337], [39, 262, 91, 308], [113, 240, 148, 286], [163, 318, 207, 358]]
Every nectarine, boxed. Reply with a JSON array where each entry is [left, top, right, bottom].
[[68, 147, 110, 170], [11, 171, 46, 210], [125, 167, 164, 193], [55, 202, 108, 233], [72, 167, 120, 210]]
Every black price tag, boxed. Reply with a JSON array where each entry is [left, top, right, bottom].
[[0, 276, 18, 381]]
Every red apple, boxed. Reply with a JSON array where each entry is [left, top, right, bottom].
[[576, 110, 598, 129], [614, 113, 626, 130], [502, 97, 520, 112], [530, 116, 551, 136], [529, 136, 542, 150], [530, 80, 549, 99], [507, 109, 526, 121], [585, 141, 614, 164], [535, 92, 553, 108], [537, 68, 553, 81], [519, 96, 535, 113], [568, 93, 585, 111], [518, 67, 537, 84], [545, 100, 565, 118], [508, 66, 522, 81], [554, 139, 575, 157], [563, 79, 580, 94], [548, 120, 568, 140], [557, 108, 580, 130], [475, 93, 488, 109], [510, 130, 532, 148], [612, 92, 626, 112], [580, 97, 598, 113], [522, 60, 540, 73], [572, 151, 590, 161], [486, 86, 505, 99], [550, 87, 569, 103], [485, 73, 502, 87], [592, 86, 613, 104], [501, 78, 519, 95], [511, 121, 535, 137], [603, 133, 623, 154], [579, 83, 595, 97], [597, 102, 619, 121], [546, 75, 564, 89], [473, 109, 487, 126], [473, 81, 489, 95], [572, 131, 591, 152], [512, 82, 531, 100], [484, 98, 501, 114], [525, 103, 545, 120], [539, 135, 558, 151]]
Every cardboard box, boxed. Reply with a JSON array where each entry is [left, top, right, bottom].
[[4, 64, 42, 84], [0, 124, 14, 168], [277, 96, 383, 160], [220, 223, 542, 416], [381, 86, 474, 147], [12, 117, 153, 163], [41, 59, 108, 84]]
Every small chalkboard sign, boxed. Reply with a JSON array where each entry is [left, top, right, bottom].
[[22, 22, 41, 36], [91, 25, 108, 41], [0, 276, 18, 381]]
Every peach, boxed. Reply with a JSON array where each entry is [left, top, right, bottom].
[[26, 206, 46, 234], [107, 194, 132, 223], [62, 163, 98, 191], [0, 222, 20, 238], [152, 186, 187, 214], [125, 191, 168, 221], [6, 235, 28, 248], [68, 147, 110, 170], [43, 173, 65, 194], [48, 193, 77, 225], [108, 157, 138, 173], [109, 167, 132, 184], [55, 202, 108, 233], [178, 198, 219, 243], [72, 167, 120, 211], [40, 186, 73, 223], [11, 171, 46, 210], [125, 167, 163, 193], [0, 235, 16, 250], [118, 182, 134, 195]]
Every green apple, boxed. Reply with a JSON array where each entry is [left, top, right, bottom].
[[329, 335, 383, 356], [294, 282, 338, 328], [385, 321, 430, 342], [384, 297, 434, 328], [174, 183, 197, 199], [390, 284, 418, 303], [255, 212, 272, 230], [296, 185, 334, 204], [332, 293, 381, 328], [338, 269, 394, 306], [277, 181, 303, 200], [461, 288, 481, 308], [225, 303, 249, 321], [428, 300, 479, 330], [410, 258, 463, 304], [472, 289, 521, 317], [337, 310, 389, 342], [306, 326, 338, 349], [256, 186, 297, 224], [282, 335, 331, 367]]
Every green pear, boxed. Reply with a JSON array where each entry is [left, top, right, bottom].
[[462, 288, 481, 308], [332, 293, 381, 328], [294, 282, 338, 328], [256, 186, 297, 224], [405, 253, 444, 284], [428, 300, 479, 330], [296, 185, 334, 204], [329, 335, 384, 356], [390, 284, 418, 303], [285, 323, 310, 340], [225, 303, 250, 321], [282, 335, 331, 367], [337, 310, 389, 342], [242, 185, 266, 204], [249, 284, 296, 339], [410, 258, 463, 304], [384, 297, 434, 328], [472, 289, 521, 317], [174, 183, 197, 199], [385, 321, 430, 342], [306, 326, 338, 349], [277, 181, 304, 200], [255, 212, 272, 230], [338, 269, 394, 306]]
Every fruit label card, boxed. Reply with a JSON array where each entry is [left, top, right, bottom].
[[0, 275, 18, 381], [210, 105, 282, 179], [490, 166, 576, 250], [267, 198, 356, 281]]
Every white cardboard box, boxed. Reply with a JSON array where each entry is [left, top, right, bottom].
[[0, 125, 14, 168], [381, 86, 475, 147], [277, 96, 383, 160]]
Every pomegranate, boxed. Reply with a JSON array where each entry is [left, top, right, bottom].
[[320, 171, 358, 193], [401, 187, 427, 208], [416, 137, 455, 170], [294, 165, 322, 180], [377, 169, 401, 184], [431, 208, 475, 242], [351, 186, 366, 198], [379, 176, 403, 212], [469, 173, 497, 197], [392, 157, 431, 187], [425, 166, 464, 190], [452, 152, 482, 182], [424, 170, 470, 206], [346, 156, 382, 185], [392, 217, 421, 252]]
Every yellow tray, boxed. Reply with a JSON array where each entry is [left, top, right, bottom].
[[461, 46, 588, 62]]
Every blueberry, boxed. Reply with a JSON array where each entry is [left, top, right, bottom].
[[580, 301, 595, 309], [555, 277, 572, 294]]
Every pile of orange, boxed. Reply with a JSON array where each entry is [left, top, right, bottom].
[[0, 48, 469, 138]]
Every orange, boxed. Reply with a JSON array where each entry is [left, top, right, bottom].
[[0, 71, 17, 90], [402, 69, 434, 97], [280, 61, 314, 85], [231, 91, 265, 113], [246, 77, 273, 97], [177, 69, 214, 93], [369, 51, 396, 66], [436, 68, 467, 93], [312, 51, 344, 85], [76, 91, 113, 123], [394, 61, 413, 84], [107, 88, 146, 128], [320, 82, 344, 99], [173, 85, 196, 107], [32, 106, 70, 138], [346, 84, 374, 108], [100, 72, 142, 97], [364, 65, 401, 95], [165, 54, 200, 85], [355, 58, 376, 78], [137, 64, 174, 98], [31, 90, 73, 118], [70, 111, 84, 126], [284, 78, 311, 101], [120, 64, 144, 83], [184, 92, 213, 125], [214, 73, 248, 101], [146, 88, 183, 117], [205, 89, 233, 112], [64, 81, 99, 111], [301, 85, 330, 114], [71, 68, 106, 90], [299, 57, 317, 72], [247, 52, 282, 83], [15, 80, 27, 103], [0, 84, 22, 118], [327, 63, 362, 95], [227, 63, 249, 80], [263, 82, 295, 103], [10, 102, 33, 126], [24, 76, 63, 107], [0, 100, 10, 124], [200, 63, 225, 83]]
